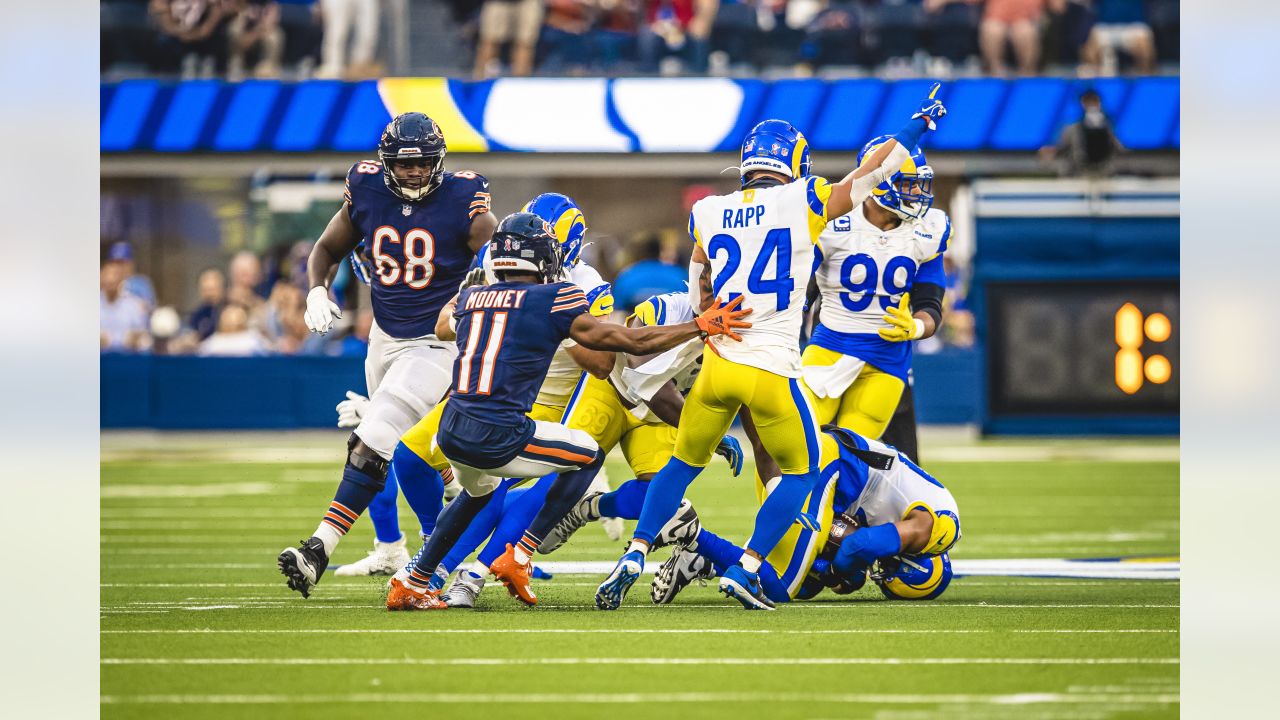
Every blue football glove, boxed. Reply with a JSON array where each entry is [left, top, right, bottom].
[[911, 82, 947, 131], [715, 435, 744, 477], [349, 250, 372, 285]]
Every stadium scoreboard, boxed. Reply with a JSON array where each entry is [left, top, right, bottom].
[[987, 281, 1178, 416]]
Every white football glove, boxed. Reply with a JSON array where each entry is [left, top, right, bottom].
[[335, 390, 368, 428], [304, 286, 342, 334], [458, 266, 488, 292]]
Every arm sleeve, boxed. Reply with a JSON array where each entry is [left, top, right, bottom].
[[465, 173, 492, 222], [910, 277, 945, 327]]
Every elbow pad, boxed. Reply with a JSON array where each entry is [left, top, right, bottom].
[[911, 282, 944, 327], [688, 260, 707, 314]]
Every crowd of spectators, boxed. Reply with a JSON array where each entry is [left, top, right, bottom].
[[100, 242, 375, 357], [471, 0, 1177, 77], [102, 0, 1176, 79], [101, 0, 385, 79]]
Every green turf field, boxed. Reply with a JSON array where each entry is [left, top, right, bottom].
[[101, 432, 1179, 719]]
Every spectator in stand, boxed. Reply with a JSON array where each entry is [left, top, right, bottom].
[[101, 262, 151, 353], [227, 0, 284, 79], [149, 0, 234, 77], [1040, 87, 1124, 176], [540, 0, 593, 73], [106, 241, 156, 311], [591, 0, 642, 70], [228, 249, 270, 334], [708, 0, 758, 71], [474, 0, 543, 77], [1080, 0, 1155, 75], [638, 0, 719, 75], [189, 267, 227, 340], [317, 0, 382, 78], [979, 0, 1045, 75], [198, 304, 271, 356], [611, 234, 687, 313], [799, 1, 866, 71], [925, 0, 981, 67], [334, 308, 374, 357]]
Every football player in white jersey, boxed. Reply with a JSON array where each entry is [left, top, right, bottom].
[[596, 84, 949, 611], [652, 425, 961, 608], [804, 137, 951, 440]]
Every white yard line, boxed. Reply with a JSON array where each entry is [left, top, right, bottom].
[[98, 691, 1178, 706], [102, 657, 1178, 666]]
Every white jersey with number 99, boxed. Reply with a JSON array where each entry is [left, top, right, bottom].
[[689, 177, 832, 377]]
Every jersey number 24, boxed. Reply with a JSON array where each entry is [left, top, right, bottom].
[[708, 228, 794, 310]]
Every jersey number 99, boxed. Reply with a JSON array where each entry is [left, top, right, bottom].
[[372, 225, 435, 290], [839, 253, 916, 312]]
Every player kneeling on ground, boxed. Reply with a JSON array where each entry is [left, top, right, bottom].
[[385, 212, 751, 610], [652, 425, 960, 607]]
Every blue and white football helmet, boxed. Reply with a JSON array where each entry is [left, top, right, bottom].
[[522, 193, 587, 270], [739, 119, 812, 186], [857, 134, 934, 221], [875, 552, 952, 601]]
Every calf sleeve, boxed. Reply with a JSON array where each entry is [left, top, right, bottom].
[[633, 459, 702, 545], [597, 478, 648, 519], [391, 442, 445, 535]]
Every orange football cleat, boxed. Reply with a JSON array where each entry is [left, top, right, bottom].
[[489, 544, 538, 606], [386, 576, 447, 611]]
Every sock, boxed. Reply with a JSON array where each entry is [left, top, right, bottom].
[[834, 523, 902, 577], [525, 456, 606, 543], [478, 475, 554, 566], [513, 531, 539, 564], [633, 458, 702, 545], [597, 479, 648, 519], [367, 465, 402, 544], [437, 481, 511, 575], [406, 490, 493, 592], [468, 560, 488, 578], [740, 553, 762, 573], [313, 462, 386, 555], [693, 529, 788, 603], [390, 442, 445, 536], [743, 471, 814, 559]]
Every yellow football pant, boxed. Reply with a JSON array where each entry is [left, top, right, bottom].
[[801, 344, 905, 440], [560, 374, 677, 478], [674, 347, 820, 475]]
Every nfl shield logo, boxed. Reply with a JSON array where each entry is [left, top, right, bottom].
[[402, 204, 412, 216]]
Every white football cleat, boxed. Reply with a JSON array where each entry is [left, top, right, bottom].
[[599, 515, 625, 542], [649, 499, 701, 551], [539, 491, 602, 554], [443, 571, 486, 608], [652, 545, 715, 604], [334, 535, 410, 576]]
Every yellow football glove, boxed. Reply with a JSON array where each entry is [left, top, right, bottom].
[[878, 293, 925, 342]]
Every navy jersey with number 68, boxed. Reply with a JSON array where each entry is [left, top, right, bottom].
[[345, 161, 491, 338], [447, 281, 590, 426]]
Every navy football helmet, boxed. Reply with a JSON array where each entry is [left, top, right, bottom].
[[488, 212, 563, 283], [378, 112, 446, 201]]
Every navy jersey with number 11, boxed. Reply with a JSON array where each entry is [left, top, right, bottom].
[[447, 281, 590, 425]]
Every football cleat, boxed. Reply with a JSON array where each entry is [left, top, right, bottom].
[[386, 575, 447, 611], [651, 545, 715, 605], [600, 515, 625, 542], [489, 544, 538, 606], [278, 536, 329, 598], [719, 565, 775, 611], [334, 535, 410, 577], [538, 491, 602, 554], [595, 549, 645, 611], [443, 571, 486, 608], [649, 499, 701, 551]]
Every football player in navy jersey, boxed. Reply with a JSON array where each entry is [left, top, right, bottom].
[[278, 112, 497, 598], [385, 212, 752, 610]]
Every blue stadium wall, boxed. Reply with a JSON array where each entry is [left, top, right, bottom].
[[101, 76, 1179, 154]]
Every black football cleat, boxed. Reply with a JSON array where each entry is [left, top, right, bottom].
[[278, 537, 329, 598]]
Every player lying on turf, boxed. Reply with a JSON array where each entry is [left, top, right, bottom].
[[385, 211, 751, 610], [804, 136, 952, 440], [278, 112, 495, 598], [330, 193, 626, 578], [651, 425, 961, 608], [597, 85, 949, 611]]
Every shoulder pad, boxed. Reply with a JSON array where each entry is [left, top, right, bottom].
[[345, 160, 384, 204]]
